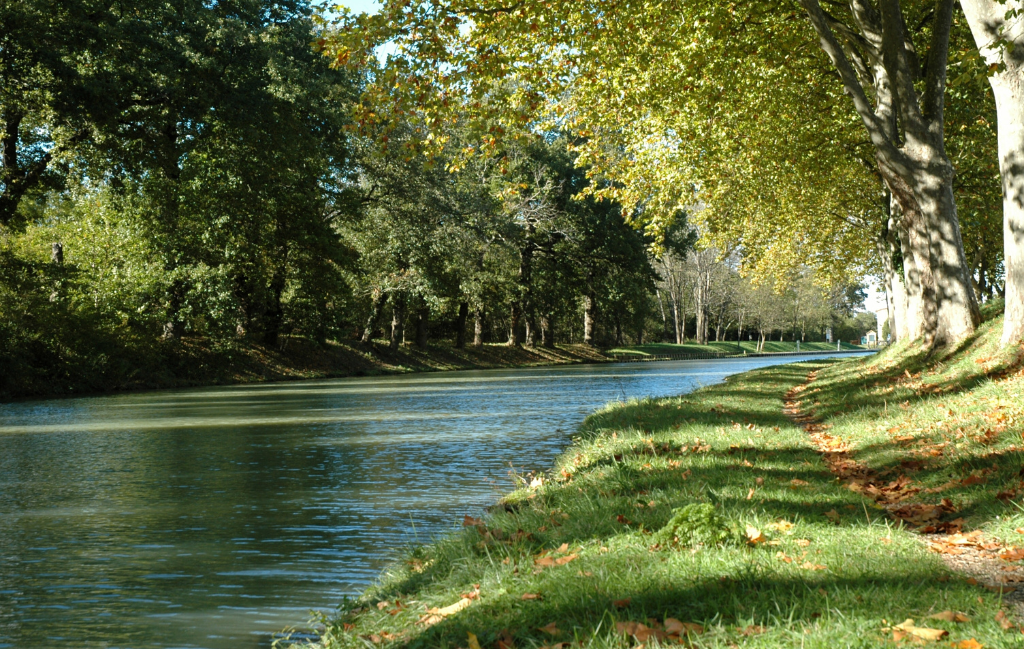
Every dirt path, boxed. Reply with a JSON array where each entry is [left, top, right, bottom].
[[783, 370, 1024, 626]]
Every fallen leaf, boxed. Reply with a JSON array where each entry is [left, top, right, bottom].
[[538, 622, 560, 636], [521, 593, 542, 600], [464, 515, 484, 527], [768, 520, 795, 533], [892, 619, 949, 642], [952, 640, 983, 649], [739, 625, 766, 635], [996, 610, 1015, 631], [554, 553, 577, 566], [799, 562, 828, 571], [746, 487, 755, 500], [417, 597, 472, 626], [790, 478, 810, 487], [927, 610, 969, 623], [662, 618, 704, 635], [555, 542, 569, 553], [467, 632, 482, 649], [795, 539, 811, 547], [824, 509, 841, 523], [613, 598, 631, 608], [1000, 547, 1024, 562], [745, 526, 766, 544]]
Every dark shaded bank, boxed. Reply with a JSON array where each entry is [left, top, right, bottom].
[[0, 336, 612, 401]]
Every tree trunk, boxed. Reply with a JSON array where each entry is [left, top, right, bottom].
[[800, 0, 979, 347], [390, 292, 406, 351], [876, 215, 900, 342], [670, 292, 682, 344], [961, 0, 1024, 344], [361, 289, 388, 344], [655, 289, 668, 340], [414, 302, 429, 348], [473, 306, 484, 347], [524, 316, 536, 347], [263, 257, 288, 347], [508, 303, 522, 346], [896, 216, 926, 341], [583, 293, 597, 345], [455, 301, 469, 348]]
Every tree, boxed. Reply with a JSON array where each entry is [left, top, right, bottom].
[[321, 0, 992, 348], [959, 0, 1024, 344]]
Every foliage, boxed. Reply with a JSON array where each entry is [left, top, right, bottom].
[[652, 503, 741, 549]]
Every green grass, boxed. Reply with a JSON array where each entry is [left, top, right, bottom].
[[296, 307, 1023, 649], [608, 340, 864, 357]]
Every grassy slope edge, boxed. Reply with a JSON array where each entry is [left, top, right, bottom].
[[295, 304, 1024, 649]]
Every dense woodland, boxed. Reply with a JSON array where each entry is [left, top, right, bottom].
[[0, 0, 1010, 397]]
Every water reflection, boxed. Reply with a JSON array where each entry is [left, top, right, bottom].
[[0, 354, 866, 648]]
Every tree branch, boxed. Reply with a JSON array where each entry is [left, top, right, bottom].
[[797, 0, 907, 169], [921, 0, 954, 125]]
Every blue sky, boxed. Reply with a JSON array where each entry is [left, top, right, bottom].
[[335, 0, 380, 13]]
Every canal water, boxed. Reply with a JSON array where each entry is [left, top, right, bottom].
[[0, 354, 865, 648]]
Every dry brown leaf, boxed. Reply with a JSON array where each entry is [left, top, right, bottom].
[[927, 610, 969, 623], [795, 539, 811, 547], [417, 597, 472, 626], [521, 592, 542, 600], [999, 547, 1024, 562], [555, 543, 569, 553], [996, 610, 1015, 631], [463, 515, 484, 527], [952, 640, 983, 649], [790, 478, 810, 487], [668, 620, 704, 636], [612, 598, 631, 608], [554, 553, 578, 566], [746, 487, 755, 500], [799, 561, 827, 571], [893, 619, 949, 642], [739, 625, 766, 636], [538, 622, 560, 636], [768, 520, 795, 533]]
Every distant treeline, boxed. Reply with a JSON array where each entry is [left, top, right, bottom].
[[0, 0, 869, 397]]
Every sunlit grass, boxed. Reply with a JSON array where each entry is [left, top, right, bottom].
[[298, 307, 1023, 649]]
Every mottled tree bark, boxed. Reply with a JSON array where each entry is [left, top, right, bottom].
[[508, 303, 522, 346], [473, 306, 484, 347], [583, 293, 597, 346], [800, 0, 979, 347], [961, 0, 1024, 345], [390, 292, 407, 351]]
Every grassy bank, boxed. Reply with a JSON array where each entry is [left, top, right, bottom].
[[1, 338, 610, 401], [608, 340, 864, 357], [302, 304, 1024, 649]]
